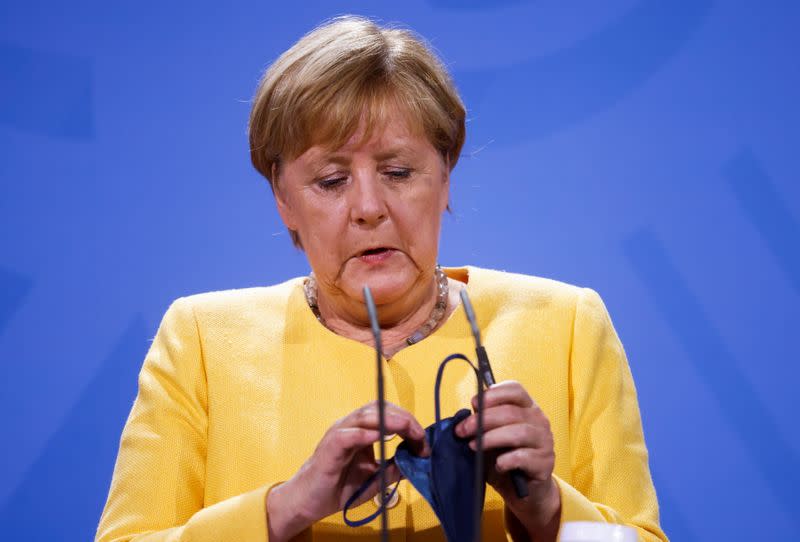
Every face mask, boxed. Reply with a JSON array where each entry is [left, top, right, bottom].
[[343, 354, 486, 542]]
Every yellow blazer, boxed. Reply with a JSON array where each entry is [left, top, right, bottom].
[[96, 266, 668, 541]]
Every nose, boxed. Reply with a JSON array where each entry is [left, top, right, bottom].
[[349, 171, 388, 227]]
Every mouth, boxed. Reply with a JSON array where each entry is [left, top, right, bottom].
[[360, 247, 391, 256], [355, 246, 396, 264]]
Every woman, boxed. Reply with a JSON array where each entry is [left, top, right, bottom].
[[96, 16, 668, 542]]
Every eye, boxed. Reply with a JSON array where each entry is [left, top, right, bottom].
[[317, 176, 347, 191], [384, 168, 412, 180]]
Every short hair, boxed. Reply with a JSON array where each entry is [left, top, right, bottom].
[[248, 15, 466, 247]]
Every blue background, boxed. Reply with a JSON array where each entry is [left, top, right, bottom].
[[1, 1, 798, 540]]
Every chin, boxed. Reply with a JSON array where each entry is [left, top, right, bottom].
[[343, 265, 418, 306]]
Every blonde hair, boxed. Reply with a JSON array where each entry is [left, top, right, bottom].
[[248, 15, 466, 247]]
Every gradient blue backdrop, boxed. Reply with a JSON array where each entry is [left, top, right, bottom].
[[1, 1, 798, 540]]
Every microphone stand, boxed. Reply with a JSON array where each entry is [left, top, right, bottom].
[[363, 286, 389, 542], [460, 289, 530, 503]]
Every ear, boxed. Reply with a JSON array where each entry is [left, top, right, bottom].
[[271, 164, 298, 231], [439, 155, 451, 214]]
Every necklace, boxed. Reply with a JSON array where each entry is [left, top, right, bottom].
[[303, 266, 449, 346]]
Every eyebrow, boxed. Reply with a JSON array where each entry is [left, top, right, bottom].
[[374, 148, 412, 161], [312, 154, 350, 167], [308, 146, 414, 169]]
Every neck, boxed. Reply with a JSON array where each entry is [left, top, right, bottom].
[[320, 272, 435, 337], [312, 270, 462, 357]]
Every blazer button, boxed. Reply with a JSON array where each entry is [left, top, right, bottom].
[[373, 484, 400, 509]]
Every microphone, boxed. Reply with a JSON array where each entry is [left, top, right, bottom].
[[460, 289, 530, 499], [363, 286, 389, 542]]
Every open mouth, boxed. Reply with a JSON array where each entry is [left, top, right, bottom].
[[360, 247, 390, 256], [356, 247, 396, 263]]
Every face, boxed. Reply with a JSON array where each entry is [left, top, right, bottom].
[[273, 110, 450, 309]]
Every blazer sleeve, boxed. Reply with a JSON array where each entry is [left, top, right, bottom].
[[553, 288, 669, 542], [95, 297, 288, 542]]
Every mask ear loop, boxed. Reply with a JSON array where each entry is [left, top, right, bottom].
[[363, 286, 389, 542], [433, 354, 478, 424], [342, 472, 400, 528], [432, 352, 483, 542]]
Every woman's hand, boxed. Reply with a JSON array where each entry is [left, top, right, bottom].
[[267, 401, 429, 542], [455, 380, 561, 542]]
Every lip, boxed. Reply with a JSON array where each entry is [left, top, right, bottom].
[[355, 246, 398, 265]]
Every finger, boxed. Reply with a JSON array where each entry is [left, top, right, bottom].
[[495, 448, 554, 482], [468, 423, 549, 452], [342, 404, 430, 456], [358, 410, 427, 446], [455, 404, 528, 438], [328, 427, 381, 465], [470, 380, 535, 410], [343, 402, 427, 440]]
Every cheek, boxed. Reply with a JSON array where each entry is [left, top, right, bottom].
[[295, 199, 350, 266], [413, 188, 445, 230], [395, 195, 444, 253], [298, 199, 346, 235]]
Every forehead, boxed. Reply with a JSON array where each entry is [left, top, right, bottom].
[[297, 111, 434, 165]]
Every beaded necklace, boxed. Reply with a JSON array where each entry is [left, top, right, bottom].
[[303, 266, 449, 346]]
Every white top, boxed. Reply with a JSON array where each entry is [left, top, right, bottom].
[[560, 521, 638, 542]]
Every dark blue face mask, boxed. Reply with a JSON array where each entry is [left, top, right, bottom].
[[343, 354, 486, 542]]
